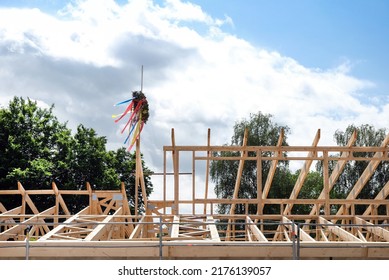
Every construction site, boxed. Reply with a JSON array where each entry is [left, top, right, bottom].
[[0, 128, 388, 260]]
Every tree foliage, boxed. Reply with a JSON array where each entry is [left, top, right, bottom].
[[210, 112, 388, 216], [321, 124, 388, 214], [210, 112, 291, 214], [0, 97, 153, 213]]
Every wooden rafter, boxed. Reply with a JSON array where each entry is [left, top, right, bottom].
[[363, 180, 389, 216], [261, 128, 284, 200], [282, 216, 315, 242], [0, 206, 55, 241], [206, 216, 221, 242], [354, 217, 389, 241], [284, 129, 320, 215], [305, 130, 357, 224], [319, 216, 363, 242], [84, 207, 123, 241], [246, 216, 267, 242], [335, 133, 389, 218], [38, 207, 90, 241]]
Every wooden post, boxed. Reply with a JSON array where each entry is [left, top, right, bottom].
[[204, 128, 211, 215], [323, 151, 330, 215], [171, 128, 179, 215], [226, 128, 248, 240], [192, 150, 196, 215]]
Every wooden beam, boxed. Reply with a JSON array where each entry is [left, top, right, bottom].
[[246, 216, 268, 242], [0, 206, 22, 221], [38, 206, 90, 241], [84, 207, 122, 241], [319, 217, 363, 242], [262, 128, 284, 200], [229, 127, 249, 215], [206, 216, 221, 242], [129, 215, 145, 239], [305, 131, 357, 226], [282, 216, 315, 241], [171, 215, 180, 238], [0, 206, 55, 241], [335, 133, 389, 217], [227, 128, 248, 240], [52, 182, 70, 216], [0, 203, 7, 213], [204, 128, 211, 214], [172, 128, 179, 215], [284, 129, 320, 215], [354, 217, 389, 241]]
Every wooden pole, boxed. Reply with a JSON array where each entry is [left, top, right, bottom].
[[204, 128, 211, 214]]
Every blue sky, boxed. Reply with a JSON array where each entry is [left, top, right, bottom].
[[0, 0, 388, 181], [190, 0, 389, 93], [3, 0, 388, 82]]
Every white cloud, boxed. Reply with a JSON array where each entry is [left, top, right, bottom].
[[0, 0, 388, 204]]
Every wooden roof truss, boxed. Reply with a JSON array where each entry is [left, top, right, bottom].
[[0, 129, 388, 259]]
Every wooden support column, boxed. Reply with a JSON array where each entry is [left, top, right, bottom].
[[171, 128, 179, 215], [229, 128, 249, 216], [192, 150, 196, 215], [255, 151, 263, 218], [226, 128, 248, 240], [136, 138, 148, 211], [204, 128, 211, 215], [323, 151, 330, 215]]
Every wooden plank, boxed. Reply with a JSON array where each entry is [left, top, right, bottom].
[[38, 206, 90, 241], [164, 144, 387, 153], [229, 128, 249, 215], [284, 129, 320, 215], [282, 216, 315, 242], [0, 206, 55, 241], [204, 128, 211, 214], [52, 182, 70, 216], [129, 215, 145, 239], [323, 151, 330, 215], [319, 217, 363, 242], [206, 216, 221, 242], [172, 128, 179, 215], [226, 128, 248, 240], [0, 206, 22, 221], [84, 207, 122, 241], [355, 217, 389, 241], [171, 215, 180, 238], [246, 216, 268, 242], [262, 129, 284, 200]]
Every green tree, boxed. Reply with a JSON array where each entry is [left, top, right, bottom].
[[210, 112, 291, 214], [0, 97, 153, 213], [328, 124, 388, 214], [293, 170, 323, 214]]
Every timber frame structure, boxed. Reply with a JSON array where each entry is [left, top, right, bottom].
[[0, 128, 389, 259]]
